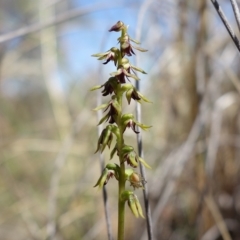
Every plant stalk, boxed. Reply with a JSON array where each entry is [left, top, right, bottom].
[[116, 92, 125, 240]]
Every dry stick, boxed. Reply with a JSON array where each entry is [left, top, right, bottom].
[[210, 0, 240, 52], [0, 3, 121, 44], [135, 0, 154, 239], [229, 0, 240, 33]]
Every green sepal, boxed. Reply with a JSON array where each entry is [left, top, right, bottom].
[[93, 163, 120, 189], [107, 133, 113, 149], [132, 45, 148, 52], [110, 145, 117, 160], [98, 55, 108, 60], [101, 127, 112, 152], [122, 145, 134, 155], [121, 42, 130, 49], [125, 169, 134, 180], [139, 157, 151, 169], [128, 197, 139, 217], [106, 163, 120, 180], [128, 153, 138, 167], [122, 69, 140, 80], [106, 162, 120, 170], [97, 114, 109, 126], [120, 190, 132, 202], [130, 37, 140, 44], [126, 89, 133, 104], [93, 168, 108, 188], [112, 99, 121, 115], [121, 113, 134, 122], [110, 69, 122, 77], [90, 85, 102, 91], [93, 103, 109, 111], [121, 83, 133, 92], [134, 197, 144, 218], [137, 92, 152, 103], [130, 65, 147, 74], [135, 121, 152, 131], [128, 193, 145, 218], [92, 52, 108, 57]]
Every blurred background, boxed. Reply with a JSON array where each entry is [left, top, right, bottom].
[[1, 0, 240, 239]]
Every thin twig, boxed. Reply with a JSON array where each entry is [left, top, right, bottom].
[[0, 3, 121, 44], [135, 0, 154, 239], [210, 0, 240, 52], [229, 0, 240, 33]]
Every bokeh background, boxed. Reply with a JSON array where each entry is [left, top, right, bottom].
[[1, 0, 240, 239]]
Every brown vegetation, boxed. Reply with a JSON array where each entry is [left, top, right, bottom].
[[1, 0, 240, 239]]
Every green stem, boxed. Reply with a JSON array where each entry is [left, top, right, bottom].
[[117, 26, 128, 240], [116, 90, 125, 240], [118, 163, 125, 240]]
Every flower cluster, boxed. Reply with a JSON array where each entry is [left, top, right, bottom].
[[92, 21, 151, 223]]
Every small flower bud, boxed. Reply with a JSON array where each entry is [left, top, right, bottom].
[[109, 21, 125, 32], [125, 169, 145, 189]]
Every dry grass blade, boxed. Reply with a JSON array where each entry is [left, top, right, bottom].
[[229, 0, 240, 33], [210, 0, 240, 52]]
